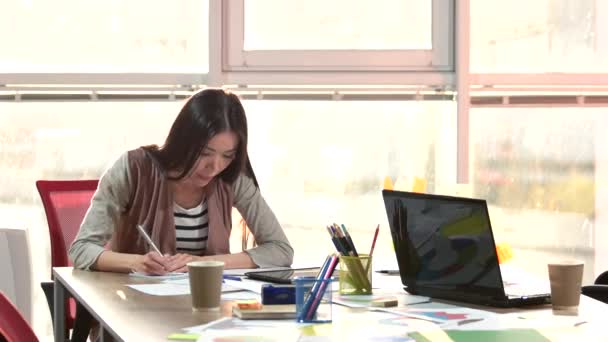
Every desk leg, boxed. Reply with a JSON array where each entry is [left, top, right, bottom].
[[99, 325, 113, 342], [53, 277, 67, 342]]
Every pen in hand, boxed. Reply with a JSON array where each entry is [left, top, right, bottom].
[[136, 224, 162, 255]]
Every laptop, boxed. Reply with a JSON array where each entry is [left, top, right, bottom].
[[382, 189, 551, 308]]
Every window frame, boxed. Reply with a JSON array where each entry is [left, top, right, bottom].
[[222, 0, 454, 73], [0, 73, 207, 86]]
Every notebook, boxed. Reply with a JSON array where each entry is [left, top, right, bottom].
[[232, 304, 296, 319], [382, 190, 551, 308]]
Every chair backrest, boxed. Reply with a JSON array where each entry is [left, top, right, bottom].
[[0, 291, 38, 342], [36, 180, 99, 271]]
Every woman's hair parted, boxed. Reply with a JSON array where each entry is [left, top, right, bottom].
[[143, 88, 258, 186]]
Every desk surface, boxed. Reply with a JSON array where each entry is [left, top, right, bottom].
[[54, 267, 607, 342], [54, 268, 232, 341]]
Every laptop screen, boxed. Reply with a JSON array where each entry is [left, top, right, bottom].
[[382, 190, 505, 298]]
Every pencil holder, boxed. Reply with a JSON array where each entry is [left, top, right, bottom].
[[339, 254, 372, 295], [294, 276, 333, 323]]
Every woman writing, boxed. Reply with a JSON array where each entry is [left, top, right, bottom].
[[69, 88, 293, 274]]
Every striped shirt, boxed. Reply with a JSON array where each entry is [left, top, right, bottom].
[[174, 199, 208, 256]]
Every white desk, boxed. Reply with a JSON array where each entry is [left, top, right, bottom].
[[53, 267, 607, 342]]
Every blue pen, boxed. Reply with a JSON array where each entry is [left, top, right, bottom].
[[223, 275, 242, 281], [305, 254, 339, 320], [298, 255, 332, 321]]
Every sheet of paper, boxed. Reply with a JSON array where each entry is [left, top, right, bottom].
[[127, 283, 241, 296], [183, 317, 233, 333], [222, 278, 266, 294], [162, 278, 190, 285], [127, 283, 191, 296], [501, 311, 590, 330], [223, 267, 289, 276], [372, 272, 408, 289], [197, 328, 301, 342], [333, 293, 430, 308], [129, 271, 189, 281], [221, 291, 260, 301], [161, 276, 246, 293], [372, 307, 494, 328], [183, 317, 304, 333], [175, 319, 305, 342]]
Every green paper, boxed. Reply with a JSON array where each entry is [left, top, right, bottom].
[[167, 333, 200, 341], [410, 329, 549, 342]]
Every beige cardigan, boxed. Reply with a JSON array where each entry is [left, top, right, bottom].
[[69, 148, 293, 270]]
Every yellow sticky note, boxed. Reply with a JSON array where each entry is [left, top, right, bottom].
[[167, 333, 199, 341], [412, 177, 427, 193], [496, 243, 513, 264], [383, 176, 394, 190]]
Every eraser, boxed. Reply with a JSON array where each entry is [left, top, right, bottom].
[[235, 300, 263, 310], [370, 297, 398, 307]]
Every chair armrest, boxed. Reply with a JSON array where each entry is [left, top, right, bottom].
[[40, 281, 55, 324], [582, 285, 608, 304]]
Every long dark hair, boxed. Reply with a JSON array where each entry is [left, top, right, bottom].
[[143, 88, 258, 186]]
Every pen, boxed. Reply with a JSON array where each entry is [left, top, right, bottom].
[[376, 270, 400, 275], [304, 254, 339, 320], [222, 275, 242, 282], [136, 224, 162, 255], [457, 318, 484, 326]]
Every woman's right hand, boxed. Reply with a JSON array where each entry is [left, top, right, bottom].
[[132, 252, 170, 275]]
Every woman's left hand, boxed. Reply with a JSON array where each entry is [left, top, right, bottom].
[[165, 253, 198, 273]]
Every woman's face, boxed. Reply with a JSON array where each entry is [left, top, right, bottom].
[[185, 131, 238, 188]]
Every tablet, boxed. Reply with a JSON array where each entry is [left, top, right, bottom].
[[244, 268, 320, 284]]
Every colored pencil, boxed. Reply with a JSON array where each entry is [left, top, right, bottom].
[[369, 224, 380, 257]]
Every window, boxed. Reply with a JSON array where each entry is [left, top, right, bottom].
[[0, 0, 208, 74], [224, 0, 452, 72], [471, 0, 607, 72], [470, 107, 608, 284], [244, 1, 431, 50], [232, 100, 456, 266]]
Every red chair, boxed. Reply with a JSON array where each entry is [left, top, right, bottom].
[[0, 291, 38, 342], [36, 180, 98, 342]]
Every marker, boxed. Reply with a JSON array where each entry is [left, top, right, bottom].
[[376, 269, 400, 275], [222, 275, 242, 282]]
